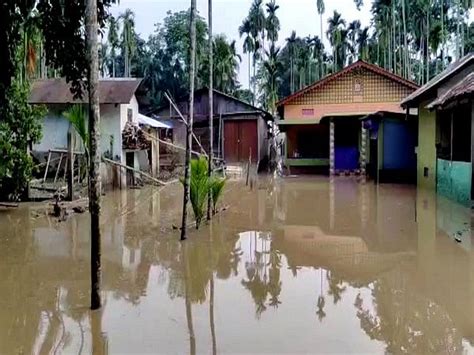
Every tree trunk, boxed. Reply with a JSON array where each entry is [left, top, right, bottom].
[[426, 11, 430, 83], [402, 0, 408, 79], [181, 0, 197, 241], [86, 0, 102, 310], [207, 0, 213, 221], [320, 13, 324, 77], [441, 0, 445, 68], [183, 243, 196, 354]]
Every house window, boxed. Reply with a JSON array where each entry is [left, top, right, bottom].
[[127, 108, 133, 123], [302, 108, 314, 116]]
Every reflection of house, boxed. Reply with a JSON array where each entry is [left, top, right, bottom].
[[154, 88, 272, 165], [29, 78, 160, 187], [402, 53, 474, 205], [276, 60, 419, 175]]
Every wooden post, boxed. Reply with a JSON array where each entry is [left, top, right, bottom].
[[43, 151, 52, 183], [67, 131, 74, 201], [54, 153, 64, 183], [329, 119, 335, 176], [151, 129, 160, 178]]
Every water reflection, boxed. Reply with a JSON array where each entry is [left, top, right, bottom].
[[0, 177, 473, 353]]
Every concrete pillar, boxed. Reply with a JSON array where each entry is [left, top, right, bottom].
[[151, 129, 160, 178], [360, 126, 367, 176], [329, 119, 335, 175]]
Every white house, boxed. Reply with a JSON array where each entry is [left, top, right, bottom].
[[29, 78, 158, 188]]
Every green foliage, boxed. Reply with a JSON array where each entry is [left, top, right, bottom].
[[181, 157, 210, 229], [180, 157, 227, 229], [63, 105, 89, 158], [0, 80, 45, 200], [209, 176, 227, 215]]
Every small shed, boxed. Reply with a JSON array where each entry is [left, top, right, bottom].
[[154, 88, 272, 165]]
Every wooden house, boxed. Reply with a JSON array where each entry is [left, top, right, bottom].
[[276, 60, 419, 176], [154, 88, 272, 165], [402, 53, 474, 205]]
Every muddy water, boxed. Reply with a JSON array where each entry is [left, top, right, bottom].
[[1, 176, 473, 354]]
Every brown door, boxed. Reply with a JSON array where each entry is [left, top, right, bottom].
[[224, 120, 258, 162]]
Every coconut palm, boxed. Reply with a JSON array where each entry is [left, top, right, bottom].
[[357, 27, 370, 61], [347, 20, 361, 63], [213, 36, 241, 93]]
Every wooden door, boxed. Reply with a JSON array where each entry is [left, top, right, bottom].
[[224, 120, 258, 162]]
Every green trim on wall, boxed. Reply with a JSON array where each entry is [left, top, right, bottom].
[[437, 158, 472, 205], [277, 119, 321, 125], [286, 158, 329, 166]]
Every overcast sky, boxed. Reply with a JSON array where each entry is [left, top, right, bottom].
[[110, 0, 372, 87]]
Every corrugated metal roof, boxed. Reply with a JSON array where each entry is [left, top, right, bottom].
[[28, 78, 143, 104], [138, 114, 172, 129], [401, 52, 474, 107], [427, 72, 474, 109]]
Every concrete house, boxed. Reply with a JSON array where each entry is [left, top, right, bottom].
[[402, 53, 474, 205], [276, 60, 419, 177], [29, 78, 158, 188]]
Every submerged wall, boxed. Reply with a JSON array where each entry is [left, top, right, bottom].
[[437, 158, 472, 205]]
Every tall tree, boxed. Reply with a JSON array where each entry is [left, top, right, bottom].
[[316, 0, 325, 77], [286, 31, 297, 92], [327, 11, 347, 71], [85, 0, 102, 310], [119, 9, 136, 77], [207, 0, 213, 221], [239, 18, 255, 93], [107, 15, 119, 77], [181, 0, 197, 241], [265, 0, 280, 43]]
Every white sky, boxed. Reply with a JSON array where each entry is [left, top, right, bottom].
[[111, 0, 373, 87]]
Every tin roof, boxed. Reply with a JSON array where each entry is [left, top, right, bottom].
[[401, 53, 474, 108], [277, 60, 419, 107], [427, 72, 474, 109], [29, 78, 143, 104]]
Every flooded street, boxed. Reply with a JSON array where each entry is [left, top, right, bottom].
[[1, 176, 474, 354]]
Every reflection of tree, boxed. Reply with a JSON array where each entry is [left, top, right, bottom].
[[327, 271, 347, 305], [355, 272, 462, 354], [241, 232, 282, 317], [316, 295, 326, 322]]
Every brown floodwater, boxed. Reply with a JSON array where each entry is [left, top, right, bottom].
[[1, 176, 473, 354]]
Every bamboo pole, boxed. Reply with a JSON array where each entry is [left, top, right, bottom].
[[67, 131, 74, 201], [164, 92, 208, 157], [102, 157, 168, 186], [43, 151, 52, 182]]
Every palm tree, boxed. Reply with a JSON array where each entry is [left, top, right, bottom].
[[347, 20, 361, 63], [107, 15, 119, 77], [265, 0, 280, 43], [119, 9, 136, 77], [213, 36, 241, 92], [239, 18, 255, 92], [311, 36, 324, 80], [286, 31, 297, 92], [327, 11, 347, 71], [181, 0, 197, 241], [316, 0, 325, 77], [262, 43, 282, 114], [357, 27, 370, 61], [249, 0, 266, 59], [85, 0, 102, 310]]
